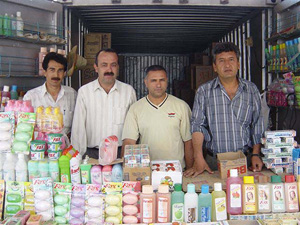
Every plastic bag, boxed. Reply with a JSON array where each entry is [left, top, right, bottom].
[[98, 135, 118, 165]]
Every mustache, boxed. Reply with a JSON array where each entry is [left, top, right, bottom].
[[51, 77, 60, 81], [104, 72, 114, 76]]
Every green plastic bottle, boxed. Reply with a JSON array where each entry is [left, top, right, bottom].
[[80, 163, 92, 184], [171, 183, 184, 222], [58, 155, 70, 183]]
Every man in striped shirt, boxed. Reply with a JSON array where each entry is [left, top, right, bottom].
[[184, 42, 264, 177], [71, 49, 136, 158]]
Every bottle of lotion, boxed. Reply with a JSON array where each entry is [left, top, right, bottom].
[[271, 175, 285, 213], [242, 176, 257, 214], [184, 183, 198, 223], [257, 175, 271, 213], [212, 182, 227, 221], [140, 185, 156, 224], [156, 184, 171, 223], [226, 169, 242, 215], [284, 175, 298, 213]]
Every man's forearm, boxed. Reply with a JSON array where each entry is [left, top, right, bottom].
[[192, 132, 205, 159], [252, 143, 261, 155], [184, 140, 193, 169]]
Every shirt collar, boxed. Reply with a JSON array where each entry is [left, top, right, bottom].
[[42, 82, 65, 96], [213, 76, 247, 91], [93, 79, 119, 93]]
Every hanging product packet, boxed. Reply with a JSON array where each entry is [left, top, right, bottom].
[[24, 182, 35, 215], [85, 184, 105, 225], [69, 184, 86, 225], [53, 182, 72, 224], [4, 181, 25, 219], [122, 181, 141, 224], [32, 177, 54, 222], [103, 182, 123, 224], [0, 112, 15, 153], [0, 180, 5, 219], [12, 112, 36, 155]]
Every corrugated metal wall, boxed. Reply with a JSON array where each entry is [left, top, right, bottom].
[[122, 54, 189, 99]]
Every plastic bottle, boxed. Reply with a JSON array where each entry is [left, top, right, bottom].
[[43, 106, 53, 131], [91, 165, 102, 185], [59, 155, 71, 183], [16, 12, 24, 37], [212, 182, 227, 221], [70, 152, 81, 184], [28, 160, 39, 181], [257, 175, 271, 213], [53, 107, 63, 131], [10, 85, 18, 100], [5, 100, 15, 112], [21, 100, 34, 113], [36, 106, 44, 131], [80, 163, 92, 184], [226, 169, 242, 215], [3, 153, 15, 182], [39, 47, 48, 76], [10, 14, 16, 36], [1, 85, 11, 111], [112, 163, 123, 182], [49, 160, 59, 182], [198, 184, 211, 222], [102, 165, 112, 183], [0, 14, 3, 35], [156, 184, 171, 223], [171, 183, 184, 222], [14, 100, 23, 112], [271, 175, 285, 212], [15, 153, 28, 182], [184, 183, 198, 223], [140, 185, 156, 224], [3, 13, 11, 36], [38, 160, 49, 178], [242, 176, 257, 214], [284, 175, 298, 212]]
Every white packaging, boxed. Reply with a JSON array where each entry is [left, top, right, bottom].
[[281, 137, 294, 144], [16, 12, 24, 37], [85, 184, 105, 224], [15, 153, 28, 182], [70, 155, 81, 184], [3, 152, 16, 182], [264, 130, 296, 138]]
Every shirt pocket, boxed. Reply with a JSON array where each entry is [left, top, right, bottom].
[[234, 102, 253, 128], [113, 107, 127, 125]]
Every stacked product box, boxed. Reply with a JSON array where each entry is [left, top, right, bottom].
[[124, 144, 150, 168], [261, 130, 296, 174]]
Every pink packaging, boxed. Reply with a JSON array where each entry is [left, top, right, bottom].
[[12, 210, 30, 225], [69, 184, 86, 225], [122, 181, 141, 224], [98, 135, 118, 165]]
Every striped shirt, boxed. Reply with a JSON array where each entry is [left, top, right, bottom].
[[191, 76, 264, 154], [23, 83, 77, 135], [71, 79, 136, 155]]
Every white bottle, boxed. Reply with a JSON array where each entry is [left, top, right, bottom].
[[16, 12, 24, 37], [3, 153, 15, 182], [70, 152, 81, 184], [184, 183, 198, 223], [271, 175, 285, 213], [15, 153, 28, 182], [11, 14, 16, 36]]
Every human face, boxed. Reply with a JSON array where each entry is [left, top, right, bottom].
[[213, 51, 240, 81], [44, 60, 65, 88], [144, 70, 168, 99], [94, 51, 119, 86]]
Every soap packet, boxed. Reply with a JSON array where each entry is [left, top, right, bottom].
[[53, 182, 72, 224]]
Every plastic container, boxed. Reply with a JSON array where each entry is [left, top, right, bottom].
[[140, 185, 156, 224], [1, 85, 11, 111], [198, 184, 212, 222], [39, 47, 48, 76], [112, 163, 123, 182], [171, 183, 184, 222], [15, 153, 28, 182], [5, 100, 15, 112], [3, 152, 15, 182], [156, 184, 171, 223], [257, 175, 271, 213], [70, 152, 81, 184], [21, 100, 34, 113], [284, 175, 298, 212], [28, 160, 39, 182], [3, 13, 11, 36], [102, 165, 112, 183], [184, 183, 198, 223], [99, 135, 118, 165], [226, 169, 242, 215], [271, 175, 285, 213], [38, 160, 49, 178], [91, 165, 102, 185], [212, 182, 227, 221], [80, 163, 92, 184], [59, 155, 71, 183], [242, 176, 257, 214], [11, 14, 16, 36], [10, 85, 18, 100], [16, 11, 24, 37], [49, 160, 59, 182]]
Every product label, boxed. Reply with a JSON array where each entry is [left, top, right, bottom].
[[102, 171, 112, 183], [230, 184, 242, 208], [81, 171, 89, 184], [142, 198, 153, 223], [244, 185, 256, 212], [272, 184, 284, 211], [61, 174, 69, 183], [158, 197, 168, 222], [172, 203, 183, 222], [215, 197, 226, 221], [200, 206, 211, 222], [186, 207, 196, 223], [258, 185, 270, 210], [287, 184, 298, 210]]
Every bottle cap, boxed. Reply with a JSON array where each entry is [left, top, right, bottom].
[[230, 169, 238, 177], [187, 183, 195, 193], [258, 175, 268, 183], [174, 183, 182, 192], [40, 47, 47, 53], [16, 12, 21, 17], [3, 85, 9, 92], [285, 175, 295, 183], [271, 175, 282, 183], [158, 184, 169, 194], [11, 85, 17, 91], [201, 184, 209, 194], [243, 176, 254, 184], [142, 185, 153, 194], [214, 182, 222, 191]]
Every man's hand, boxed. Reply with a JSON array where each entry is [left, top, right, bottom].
[[184, 157, 213, 178], [251, 155, 263, 172]]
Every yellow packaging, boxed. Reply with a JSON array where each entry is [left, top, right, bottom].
[[0, 180, 5, 219], [242, 176, 257, 214], [24, 182, 35, 215]]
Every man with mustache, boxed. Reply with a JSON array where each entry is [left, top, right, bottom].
[[184, 42, 264, 177], [71, 49, 136, 158], [24, 52, 77, 136]]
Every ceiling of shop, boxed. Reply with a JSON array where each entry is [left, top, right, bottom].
[[69, 4, 268, 54]]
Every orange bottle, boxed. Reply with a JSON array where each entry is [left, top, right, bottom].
[[140, 185, 156, 223], [156, 184, 171, 222]]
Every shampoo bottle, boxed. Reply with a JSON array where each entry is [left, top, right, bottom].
[[156, 184, 171, 223], [140, 185, 156, 224], [284, 175, 298, 212], [271, 175, 285, 213], [198, 184, 212, 222], [212, 182, 227, 221], [171, 183, 184, 222], [257, 175, 271, 213], [242, 176, 257, 214], [91, 165, 102, 185], [184, 183, 198, 223], [226, 169, 242, 215]]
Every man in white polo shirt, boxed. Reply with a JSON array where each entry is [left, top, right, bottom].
[[122, 65, 193, 169]]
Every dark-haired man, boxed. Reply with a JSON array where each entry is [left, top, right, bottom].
[[184, 42, 264, 177], [24, 52, 77, 135], [122, 65, 193, 169], [71, 49, 136, 157]]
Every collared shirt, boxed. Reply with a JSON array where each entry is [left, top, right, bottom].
[[71, 79, 136, 155], [23, 83, 77, 135], [191, 76, 264, 154], [122, 94, 192, 167]]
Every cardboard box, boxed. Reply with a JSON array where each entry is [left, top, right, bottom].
[[81, 59, 98, 85], [123, 166, 151, 186], [192, 65, 217, 90], [217, 151, 247, 179], [84, 33, 102, 58], [151, 160, 182, 190], [190, 53, 211, 65], [101, 33, 111, 49]]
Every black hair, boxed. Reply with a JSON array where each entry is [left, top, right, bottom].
[[42, 52, 67, 71], [145, 65, 167, 76], [94, 48, 119, 66], [212, 42, 240, 63]]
